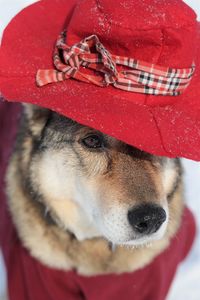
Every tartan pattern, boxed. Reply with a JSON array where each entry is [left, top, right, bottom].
[[36, 31, 195, 96]]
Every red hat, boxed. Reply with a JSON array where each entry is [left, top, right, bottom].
[[0, 0, 200, 160]]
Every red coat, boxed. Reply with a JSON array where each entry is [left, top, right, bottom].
[[0, 101, 196, 300]]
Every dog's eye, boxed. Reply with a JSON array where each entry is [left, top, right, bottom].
[[82, 134, 104, 149]]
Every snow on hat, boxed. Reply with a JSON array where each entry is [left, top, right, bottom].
[[0, 0, 200, 160]]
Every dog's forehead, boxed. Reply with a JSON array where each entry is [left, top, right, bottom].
[[49, 113, 83, 133]]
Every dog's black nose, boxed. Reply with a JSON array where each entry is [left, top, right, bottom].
[[127, 204, 166, 235]]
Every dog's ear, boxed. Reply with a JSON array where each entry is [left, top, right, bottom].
[[22, 103, 51, 137]]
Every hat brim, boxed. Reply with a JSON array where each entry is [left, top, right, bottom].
[[1, 0, 200, 160]]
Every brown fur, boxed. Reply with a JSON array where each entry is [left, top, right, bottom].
[[5, 104, 184, 275]]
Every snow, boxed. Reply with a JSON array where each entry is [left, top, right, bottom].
[[0, 1, 200, 299], [167, 159, 200, 300]]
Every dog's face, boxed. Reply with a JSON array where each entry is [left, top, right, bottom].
[[23, 104, 181, 247]]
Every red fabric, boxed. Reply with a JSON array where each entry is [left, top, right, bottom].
[[0, 101, 196, 300], [36, 31, 194, 95], [0, 0, 200, 160]]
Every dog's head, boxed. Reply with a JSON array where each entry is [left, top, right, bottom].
[[21, 104, 182, 247]]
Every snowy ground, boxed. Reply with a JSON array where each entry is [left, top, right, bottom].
[[0, 1, 200, 299]]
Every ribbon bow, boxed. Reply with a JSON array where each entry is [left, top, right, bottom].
[[36, 31, 195, 96]]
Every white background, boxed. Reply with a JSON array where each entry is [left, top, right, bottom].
[[0, 1, 200, 299]]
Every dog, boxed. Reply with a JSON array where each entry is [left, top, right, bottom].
[[5, 103, 184, 276], [0, 0, 199, 298]]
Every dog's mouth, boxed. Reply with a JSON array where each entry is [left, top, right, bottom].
[[105, 212, 169, 248], [118, 223, 168, 248]]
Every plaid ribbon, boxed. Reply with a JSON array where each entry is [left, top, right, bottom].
[[36, 31, 195, 96]]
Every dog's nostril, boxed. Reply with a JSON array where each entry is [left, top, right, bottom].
[[127, 204, 167, 235], [135, 221, 149, 233]]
